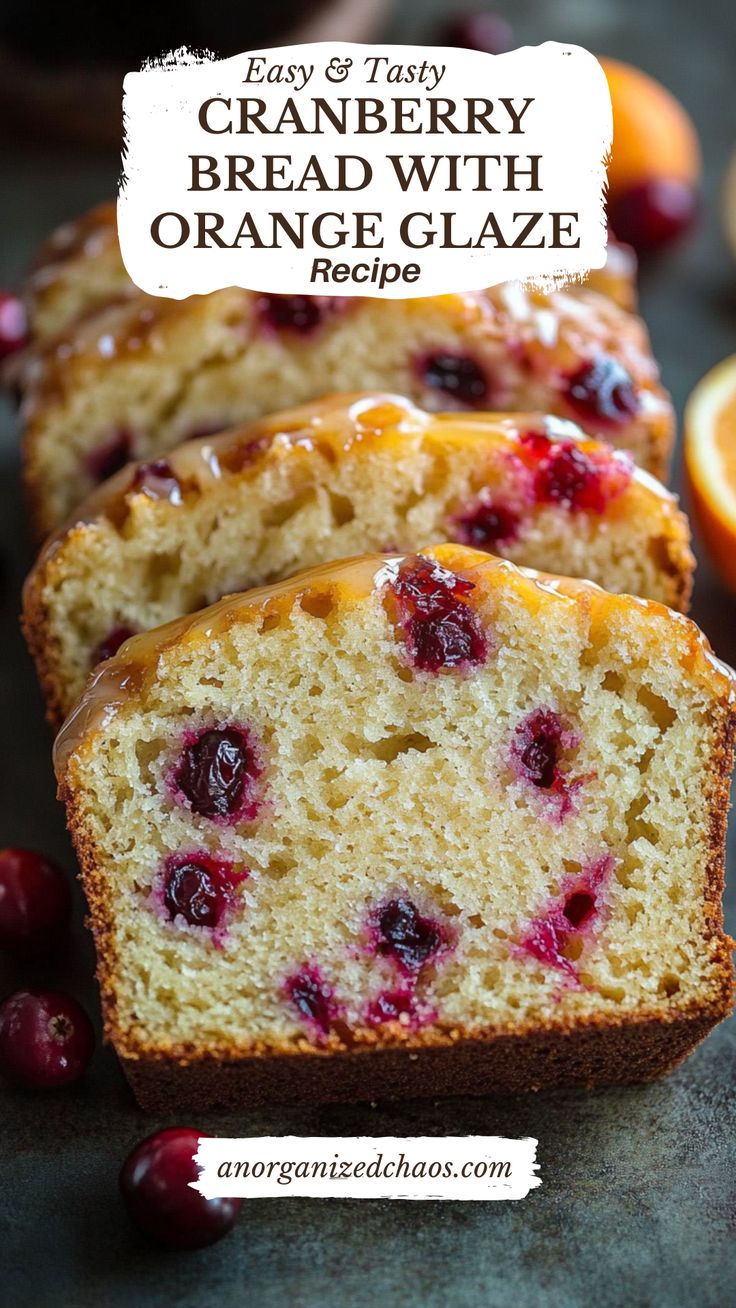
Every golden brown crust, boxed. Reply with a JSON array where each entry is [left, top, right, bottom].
[[61, 765, 735, 1099], [53, 545, 735, 784], [120, 1004, 730, 1111], [20, 563, 68, 732], [55, 544, 735, 1110], [19, 273, 674, 538], [22, 396, 694, 730], [33, 395, 686, 545]]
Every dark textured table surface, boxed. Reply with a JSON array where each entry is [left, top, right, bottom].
[[1, 2, 735, 1305]]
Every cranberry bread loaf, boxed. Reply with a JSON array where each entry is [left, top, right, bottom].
[[24, 394, 693, 728], [54, 544, 735, 1112], [23, 201, 638, 345], [22, 275, 672, 537], [25, 203, 131, 345]]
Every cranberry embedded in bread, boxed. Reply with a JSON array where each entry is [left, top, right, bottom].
[[21, 395, 694, 729], [19, 253, 670, 535], [53, 545, 735, 1110]]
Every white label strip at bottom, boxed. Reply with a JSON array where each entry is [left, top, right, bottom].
[[193, 1135, 541, 1201]]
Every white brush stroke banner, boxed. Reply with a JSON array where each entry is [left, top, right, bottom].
[[119, 42, 611, 299], [192, 1135, 540, 1201]]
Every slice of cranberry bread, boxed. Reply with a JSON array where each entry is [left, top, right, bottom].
[[54, 544, 735, 1112], [23, 200, 638, 345], [22, 276, 672, 537], [24, 394, 694, 729], [25, 202, 132, 344]]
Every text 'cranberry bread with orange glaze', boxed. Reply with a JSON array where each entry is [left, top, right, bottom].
[[24, 394, 693, 728], [54, 544, 735, 1112], [22, 277, 672, 537], [22, 200, 638, 345]]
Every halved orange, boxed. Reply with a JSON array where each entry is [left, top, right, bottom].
[[684, 356, 736, 593]]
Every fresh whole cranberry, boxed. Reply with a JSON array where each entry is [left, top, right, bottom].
[[129, 459, 182, 504], [120, 1128, 241, 1249], [256, 294, 330, 335], [0, 292, 28, 360], [565, 357, 640, 428], [174, 726, 263, 821], [439, 11, 513, 54], [375, 898, 444, 974], [0, 848, 71, 957], [0, 989, 94, 1088], [162, 854, 244, 929], [608, 179, 697, 255], [388, 555, 489, 673], [453, 497, 521, 549], [417, 352, 490, 407], [286, 965, 337, 1036], [86, 428, 133, 484], [92, 624, 136, 667]]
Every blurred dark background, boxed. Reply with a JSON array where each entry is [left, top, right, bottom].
[[1, 3, 735, 1307]]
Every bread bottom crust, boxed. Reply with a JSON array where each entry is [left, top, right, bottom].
[[120, 1004, 730, 1112]]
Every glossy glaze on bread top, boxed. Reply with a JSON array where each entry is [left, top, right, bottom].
[[53, 545, 736, 776], [21, 270, 673, 535], [23, 394, 694, 727], [54, 543, 734, 1112]]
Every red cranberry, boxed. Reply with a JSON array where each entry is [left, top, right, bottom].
[[565, 357, 640, 428], [511, 708, 578, 797], [0, 989, 94, 1088], [517, 855, 613, 981], [0, 292, 28, 360], [86, 428, 133, 484], [535, 443, 601, 511], [0, 848, 71, 957], [286, 965, 337, 1036], [418, 352, 490, 407], [439, 11, 513, 54], [453, 497, 521, 549], [516, 712, 564, 789], [174, 726, 263, 821], [162, 854, 244, 929], [375, 898, 444, 975], [518, 916, 577, 981], [256, 294, 329, 335], [608, 179, 697, 255], [129, 459, 182, 504], [388, 555, 489, 673], [521, 431, 633, 514], [92, 624, 136, 666], [562, 890, 597, 929], [366, 989, 416, 1026], [120, 1127, 241, 1250]]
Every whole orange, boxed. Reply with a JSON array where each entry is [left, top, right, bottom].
[[599, 57, 701, 191]]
